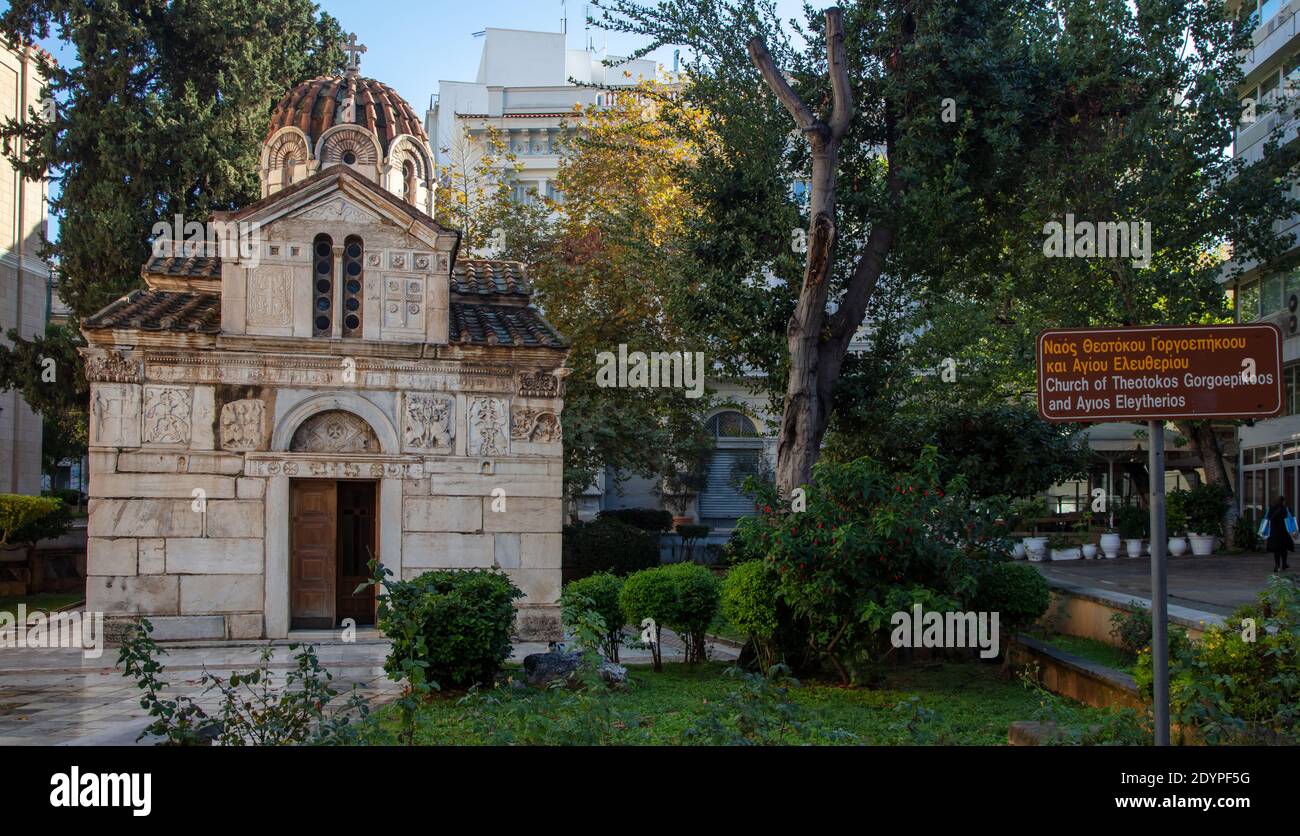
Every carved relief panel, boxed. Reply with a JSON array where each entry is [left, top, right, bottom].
[[382, 274, 425, 337], [510, 407, 562, 443], [90, 384, 142, 447], [403, 393, 454, 454], [220, 398, 266, 452], [246, 265, 294, 328], [468, 397, 509, 457], [290, 410, 381, 454], [141, 386, 192, 445]]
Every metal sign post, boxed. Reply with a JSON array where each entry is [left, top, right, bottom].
[[1148, 421, 1170, 746]]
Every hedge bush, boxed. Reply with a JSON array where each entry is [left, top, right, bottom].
[[618, 565, 678, 671], [562, 516, 660, 582], [377, 569, 522, 689], [970, 561, 1050, 635], [618, 563, 720, 669], [561, 572, 625, 661], [596, 507, 673, 532], [721, 560, 780, 670], [0, 494, 67, 546], [1137, 576, 1300, 744], [661, 562, 722, 664]]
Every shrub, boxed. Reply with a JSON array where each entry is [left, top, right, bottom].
[[721, 560, 780, 670], [562, 517, 660, 583], [378, 568, 522, 690], [619, 566, 678, 671], [1109, 604, 1153, 660], [1236, 508, 1263, 551], [1136, 575, 1300, 744], [661, 562, 722, 664], [1116, 503, 1148, 540], [970, 561, 1050, 636], [730, 447, 1014, 683], [1179, 482, 1231, 537], [597, 507, 673, 532], [0, 494, 68, 546], [561, 572, 625, 661]]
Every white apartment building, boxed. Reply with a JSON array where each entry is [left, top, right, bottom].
[[0, 40, 50, 496], [427, 28, 657, 208], [1227, 0, 1300, 519]]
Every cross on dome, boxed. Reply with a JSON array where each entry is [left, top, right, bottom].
[[343, 33, 367, 75]]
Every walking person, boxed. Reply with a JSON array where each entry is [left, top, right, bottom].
[[1263, 495, 1294, 573]]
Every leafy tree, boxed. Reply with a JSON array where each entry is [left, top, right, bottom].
[[593, 0, 1299, 499], [0, 323, 86, 472], [0, 0, 344, 465], [498, 82, 716, 502]]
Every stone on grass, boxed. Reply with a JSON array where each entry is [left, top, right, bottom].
[[523, 650, 581, 688], [598, 662, 628, 688]]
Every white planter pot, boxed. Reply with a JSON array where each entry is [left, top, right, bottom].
[[1051, 547, 1082, 561], [1011, 542, 1027, 560], [1023, 537, 1047, 562], [1168, 536, 1188, 557], [1125, 538, 1144, 558], [1081, 543, 1099, 559], [1099, 532, 1121, 559], [1188, 533, 1216, 556]]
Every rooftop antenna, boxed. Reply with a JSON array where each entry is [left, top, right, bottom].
[[673, 49, 680, 73], [471, 30, 485, 38], [562, 0, 567, 35], [585, 4, 591, 51]]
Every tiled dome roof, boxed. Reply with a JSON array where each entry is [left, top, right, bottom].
[[267, 75, 427, 155]]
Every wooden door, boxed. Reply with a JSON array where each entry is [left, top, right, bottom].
[[336, 481, 377, 625], [290, 480, 336, 629]]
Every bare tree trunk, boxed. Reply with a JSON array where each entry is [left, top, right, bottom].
[[748, 7, 903, 497]]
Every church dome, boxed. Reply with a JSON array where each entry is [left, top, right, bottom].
[[258, 40, 437, 214], [266, 74, 428, 155]]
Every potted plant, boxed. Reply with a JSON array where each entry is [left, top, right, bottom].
[[1099, 522, 1122, 560], [1181, 483, 1229, 557], [1165, 490, 1189, 557], [1014, 497, 1050, 561], [1076, 511, 1099, 559], [1117, 503, 1148, 558], [659, 451, 710, 528], [1047, 533, 1080, 561]]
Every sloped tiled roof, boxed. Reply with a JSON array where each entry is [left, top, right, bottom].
[[451, 259, 532, 297], [450, 302, 566, 348], [143, 253, 222, 279], [267, 75, 427, 154], [83, 290, 221, 334]]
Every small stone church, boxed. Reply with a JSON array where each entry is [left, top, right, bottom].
[[80, 50, 568, 641]]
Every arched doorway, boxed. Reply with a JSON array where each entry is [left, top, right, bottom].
[[287, 410, 381, 629], [698, 410, 768, 529]]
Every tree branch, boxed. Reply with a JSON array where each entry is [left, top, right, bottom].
[[825, 8, 853, 139], [747, 35, 816, 132]]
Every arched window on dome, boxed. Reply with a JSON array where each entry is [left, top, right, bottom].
[[312, 234, 335, 337], [342, 236, 364, 337], [402, 160, 417, 202]]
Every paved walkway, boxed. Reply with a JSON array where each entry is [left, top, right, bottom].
[[0, 623, 738, 746], [1033, 552, 1289, 616]]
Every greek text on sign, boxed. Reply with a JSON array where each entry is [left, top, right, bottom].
[[1037, 324, 1283, 422]]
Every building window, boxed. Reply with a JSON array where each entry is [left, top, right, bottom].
[[342, 235, 364, 337], [698, 411, 765, 528], [402, 160, 416, 201], [312, 234, 334, 336]]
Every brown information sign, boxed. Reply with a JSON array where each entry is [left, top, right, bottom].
[[1037, 324, 1283, 423]]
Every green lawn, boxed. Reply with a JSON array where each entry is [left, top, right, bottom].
[[374, 659, 1146, 745], [1026, 629, 1136, 675], [0, 593, 84, 621]]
